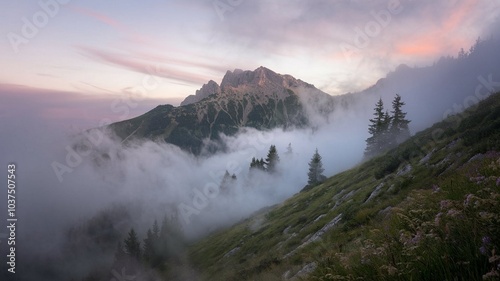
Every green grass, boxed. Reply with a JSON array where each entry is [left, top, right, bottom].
[[184, 92, 500, 281]]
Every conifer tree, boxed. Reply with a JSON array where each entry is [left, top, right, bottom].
[[390, 94, 411, 144], [221, 170, 231, 182], [152, 220, 160, 240], [113, 241, 127, 263], [365, 95, 411, 158], [111, 240, 128, 270], [143, 228, 155, 262], [124, 228, 141, 260], [307, 149, 326, 186], [250, 157, 257, 169], [365, 98, 387, 157], [158, 214, 184, 260], [381, 110, 393, 149], [265, 145, 280, 173], [220, 170, 236, 193], [156, 216, 170, 260], [159, 216, 170, 242], [250, 157, 266, 171], [259, 158, 265, 169], [285, 143, 293, 155]]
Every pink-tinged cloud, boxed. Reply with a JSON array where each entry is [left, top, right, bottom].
[[395, 37, 441, 56], [69, 5, 151, 45], [394, 0, 480, 58], [132, 51, 232, 74], [78, 46, 215, 86], [443, 0, 479, 33], [69, 6, 125, 30]]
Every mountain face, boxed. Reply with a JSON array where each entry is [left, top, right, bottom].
[[180, 80, 221, 106], [110, 67, 333, 154]]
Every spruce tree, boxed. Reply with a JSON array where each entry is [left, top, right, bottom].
[[220, 170, 235, 193], [259, 158, 265, 170], [390, 94, 410, 144], [222, 170, 231, 181], [365, 98, 387, 157], [152, 220, 160, 240], [143, 228, 155, 262], [157, 214, 185, 261], [285, 143, 293, 155], [250, 157, 265, 171], [265, 145, 280, 173], [307, 149, 326, 186], [113, 241, 127, 263], [250, 157, 257, 169], [151, 219, 162, 267], [159, 216, 170, 242], [381, 110, 392, 150], [124, 228, 141, 260], [156, 216, 168, 259]]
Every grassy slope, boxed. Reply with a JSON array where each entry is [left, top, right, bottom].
[[187, 92, 500, 281]]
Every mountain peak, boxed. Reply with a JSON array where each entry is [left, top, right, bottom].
[[181, 67, 289, 106], [180, 66, 326, 107], [220, 66, 282, 88], [180, 79, 221, 106]]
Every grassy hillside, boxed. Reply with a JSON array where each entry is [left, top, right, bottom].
[[186, 92, 500, 281]]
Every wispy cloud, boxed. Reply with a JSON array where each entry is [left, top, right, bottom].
[[70, 6, 124, 29], [68, 5, 151, 45], [77, 46, 213, 86]]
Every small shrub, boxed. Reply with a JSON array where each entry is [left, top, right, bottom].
[[374, 156, 401, 179]]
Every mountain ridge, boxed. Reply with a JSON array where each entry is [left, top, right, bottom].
[[110, 66, 334, 154]]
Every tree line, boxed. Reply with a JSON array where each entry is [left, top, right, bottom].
[[249, 144, 281, 173]]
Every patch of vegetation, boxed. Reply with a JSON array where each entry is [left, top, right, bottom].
[[313, 154, 500, 281], [374, 154, 401, 179], [185, 92, 500, 281]]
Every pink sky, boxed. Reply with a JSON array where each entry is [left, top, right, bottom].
[[1, 0, 499, 126]]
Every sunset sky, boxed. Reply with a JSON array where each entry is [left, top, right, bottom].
[[1, 0, 500, 126]]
